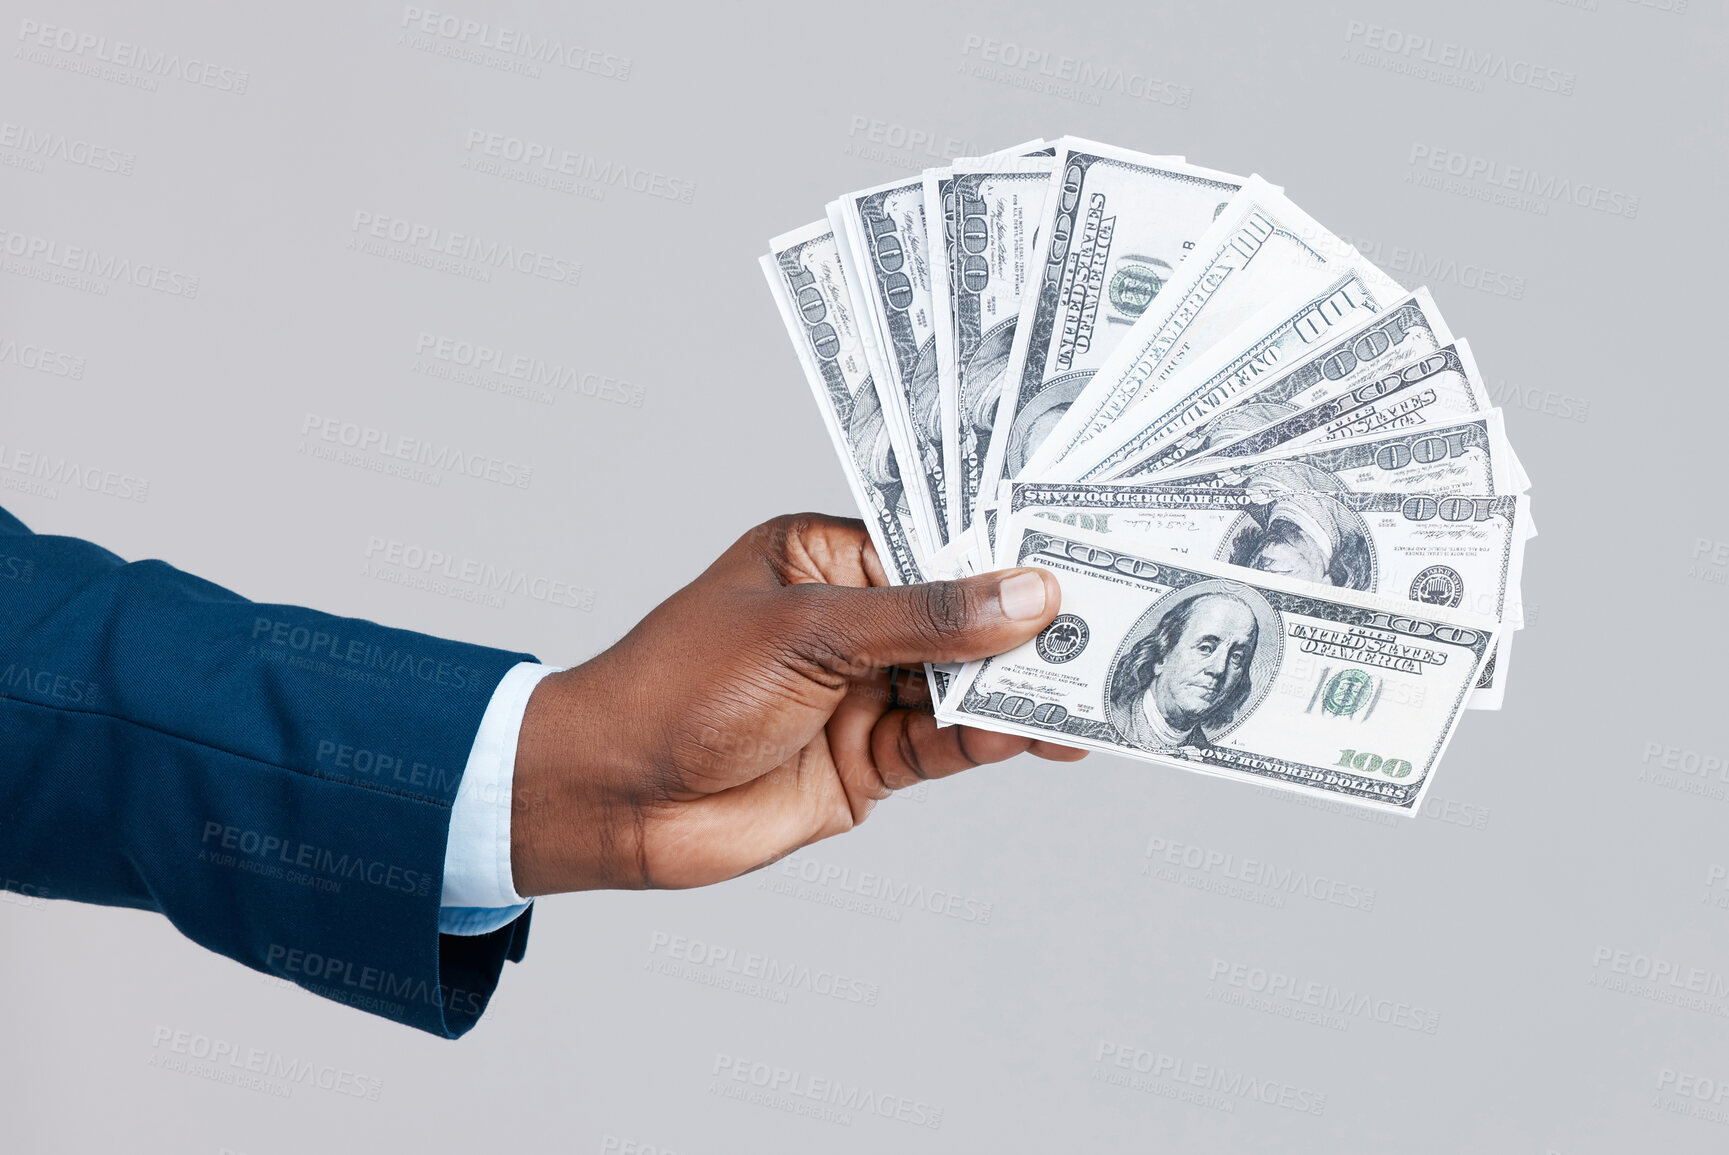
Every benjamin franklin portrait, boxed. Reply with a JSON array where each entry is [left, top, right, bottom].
[[1222, 489, 1375, 591], [1220, 461, 1377, 591], [1106, 583, 1281, 751], [847, 378, 910, 527]]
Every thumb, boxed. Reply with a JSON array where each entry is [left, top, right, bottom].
[[809, 567, 1062, 670]]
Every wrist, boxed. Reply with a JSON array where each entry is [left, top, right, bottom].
[[509, 662, 642, 895]]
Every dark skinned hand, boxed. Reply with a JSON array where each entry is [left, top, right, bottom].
[[509, 513, 1085, 895]]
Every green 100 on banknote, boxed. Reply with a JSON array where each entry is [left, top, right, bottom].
[[936, 519, 1498, 811]]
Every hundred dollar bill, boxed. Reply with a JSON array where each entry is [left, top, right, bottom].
[[825, 200, 926, 541], [926, 144, 1049, 388], [1070, 289, 1454, 481], [1148, 411, 1520, 498], [913, 134, 1059, 707], [839, 177, 951, 551], [1110, 400, 1526, 709], [1023, 176, 1403, 477], [1004, 482, 1526, 633], [760, 222, 926, 586], [995, 480, 1527, 708], [978, 142, 1245, 503], [1187, 342, 1493, 466], [925, 156, 1056, 538], [927, 141, 1056, 528], [1041, 265, 1413, 482], [938, 518, 1498, 811], [766, 223, 964, 703]]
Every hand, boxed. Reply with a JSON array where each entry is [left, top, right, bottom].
[[510, 513, 1086, 894]]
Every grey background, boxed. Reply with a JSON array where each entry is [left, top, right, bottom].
[[2, 0, 1724, 1150]]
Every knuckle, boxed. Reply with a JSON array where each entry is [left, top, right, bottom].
[[952, 726, 988, 769], [760, 511, 854, 547], [895, 720, 932, 782], [744, 514, 802, 558], [751, 513, 868, 586], [822, 799, 865, 839], [800, 510, 861, 532], [912, 580, 973, 639]]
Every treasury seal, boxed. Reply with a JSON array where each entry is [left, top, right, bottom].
[[1107, 256, 1170, 320], [1322, 668, 1376, 717]]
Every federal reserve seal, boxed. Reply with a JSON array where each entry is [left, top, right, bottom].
[[1410, 565, 1464, 608], [1035, 614, 1090, 663]]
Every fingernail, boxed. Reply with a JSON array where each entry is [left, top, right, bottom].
[[998, 571, 1048, 620]]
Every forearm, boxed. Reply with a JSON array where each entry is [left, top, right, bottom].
[[0, 507, 537, 1036]]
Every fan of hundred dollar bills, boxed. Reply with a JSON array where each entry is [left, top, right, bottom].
[[761, 137, 1533, 814]]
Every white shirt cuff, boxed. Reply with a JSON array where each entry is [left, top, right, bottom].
[[438, 660, 563, 935]]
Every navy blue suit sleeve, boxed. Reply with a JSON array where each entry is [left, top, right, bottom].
[[0, 504, 538, 1038]]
